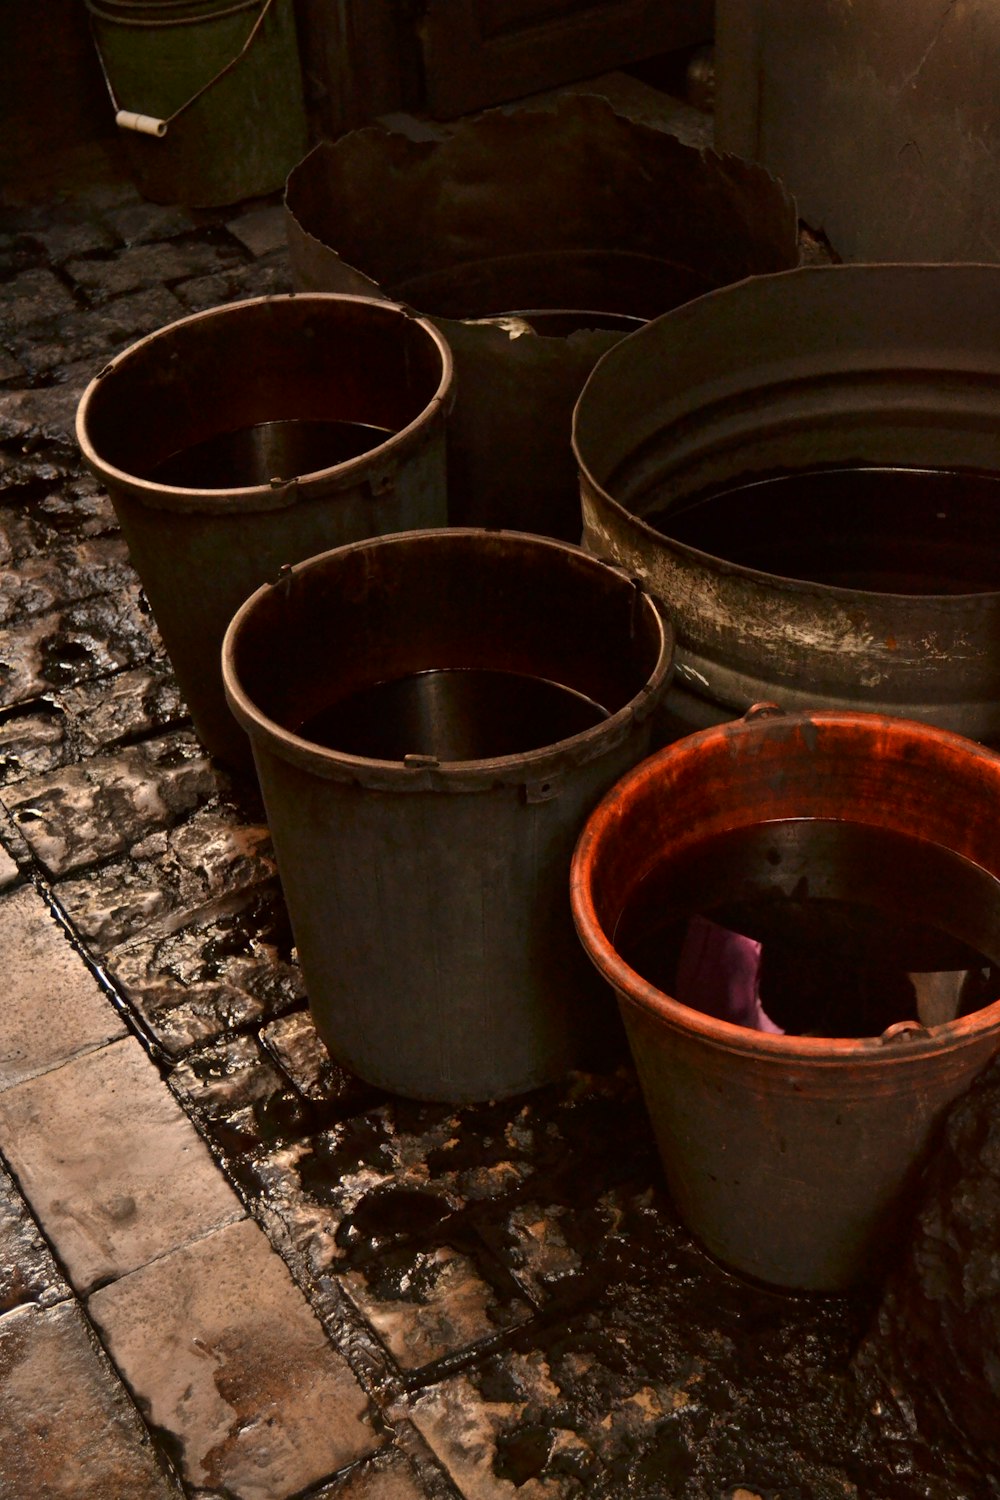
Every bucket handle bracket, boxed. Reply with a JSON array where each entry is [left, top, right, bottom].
[[522, 775, 564, 804], [880, 1019, 933, 1044]]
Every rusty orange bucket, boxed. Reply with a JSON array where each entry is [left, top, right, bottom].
[[570, 708, 1000, 1289]]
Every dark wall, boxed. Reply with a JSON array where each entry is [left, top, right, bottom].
[[1, 0, 115, 186]]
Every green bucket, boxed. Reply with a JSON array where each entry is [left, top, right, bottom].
[[86, 0, 308, 207]]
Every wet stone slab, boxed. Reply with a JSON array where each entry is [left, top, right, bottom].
[[0, 381, 87, 449], [0, 1034, 244, 1293], [0, 665, 185, 788], [0, 881, 125, 1092], [15, 287, 188, 375], [89, 1216, 383, 1499], [168, 1032, 319, 1158], [312, 1445, 449, 1500], [100, 201, 198, 248], [0, 582, 162, 706], [32, 472, 119, 537], [0, 533, 133, 628], [0, 267, 78, 332], [4, 729, 219, 878], [0, 1300, 181, 1499], [0, 1158, 69, 1313], [402, 1201, 986, 1500], [105, 882, 304, 1056], [171, 256, 292, 313], [225, 203, 289, 257], [261, 1007, 385, 1112], [55, 800, 275, 953], [246, 1072, 651, 1294], [65, 237, 246, 303], [340, 1239, 534, 1373]]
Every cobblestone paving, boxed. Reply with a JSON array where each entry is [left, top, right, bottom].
[[0, 148, 994, 1499]]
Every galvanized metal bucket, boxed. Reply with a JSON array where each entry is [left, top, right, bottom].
[[86, 0, 307, 206], [573, 263, 1000, 744], [76, 294, 453, 767], [222, 528, 675, 1103], [571, 708, 1000, 1290]]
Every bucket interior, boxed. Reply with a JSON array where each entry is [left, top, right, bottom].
[[613, 818, 1000, 1039], [285, 97, 799, 328], [228, 533, 665, 763], [81, 297, 446, 488], [580, 715, 1000, 1039], [633, 466, 1000, 595]]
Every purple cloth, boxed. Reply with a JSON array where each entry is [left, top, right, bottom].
[[675, 914, 784, 1034]]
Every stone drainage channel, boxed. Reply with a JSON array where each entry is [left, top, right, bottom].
[[0, 159, 996, 1500]]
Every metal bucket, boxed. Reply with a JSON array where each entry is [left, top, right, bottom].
[[76, 294, 453, 767], [222, 528, 674, 1103], [570, 707, 1000, 1290], [86, 0, 307, 207], [285, 95, 800, 540], [573, 263, 1000, 744]]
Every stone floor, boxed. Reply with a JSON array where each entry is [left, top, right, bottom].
[[0, 134, 995, 1500]]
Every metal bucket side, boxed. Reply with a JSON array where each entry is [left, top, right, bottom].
[[573, 263, 1000, 742], [570, 709, 1000, 1289], [76, 295, 453, 767], [222, 529, 675, 1101], [284, 98, 800, 539], [87, 0, 308, 206]]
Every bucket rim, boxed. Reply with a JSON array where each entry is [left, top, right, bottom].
[[85, 0, 260, 28], [570, 705, 1000, 1063], [221, 527, 675, 790], [75, 292, 455, 515]]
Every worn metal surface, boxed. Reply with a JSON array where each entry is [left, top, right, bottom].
[[570, 708, 1000, 1291], [715, 0, 1000, 263], [223, 528, 674, 1103], [77, 293, 453, 767], [285, 96, 800, 539], [573, 263, 1000, 742]]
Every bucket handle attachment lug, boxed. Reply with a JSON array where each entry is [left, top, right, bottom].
[[880, 1019, 933, 1044], [272, 562, 294, 596], [522, 775, 563, 804], [364, 468, 397, 498], [743, 702, 786, 722]]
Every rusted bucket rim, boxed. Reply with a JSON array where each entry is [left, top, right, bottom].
[[75, 292, 454, 510], [570, 707, 1000, 1064], [571, 262, 1000, 605], [222, 528, 675, 792]]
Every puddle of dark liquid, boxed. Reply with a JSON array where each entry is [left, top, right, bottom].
[[148, 418, 395, 488], [295, 667, 609, 761], [647, 467, 1000, 593], [613, 820, 1000, 1037]]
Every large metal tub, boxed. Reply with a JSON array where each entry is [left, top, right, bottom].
[[573, 263, 1000, 743]]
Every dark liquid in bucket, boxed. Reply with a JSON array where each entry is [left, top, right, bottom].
[[295, 668, 610, 761], [646, 467, 1000, 593], [148, 419, 395, 488], [613, 820, 1000, 1037]]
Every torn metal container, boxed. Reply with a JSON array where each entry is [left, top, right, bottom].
[[573, 262, 1000, 744], [284, 95, 800, 540]]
